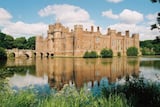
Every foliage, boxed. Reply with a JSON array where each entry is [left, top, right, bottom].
[[150, 0, 160, 3], [0, 33, 14, 49], [39, 85, 128, 107], [0, 83, 128, 107], [127, 47, 138, 56], [140, 37, 160, 55], [26, 36, 36, 50], [13, 37, 27, 49], [102, 77, 160, 107], [141, 47, 155, 55], [83, 51, 98, 58], [0, 47, 7, 60], [100, 48, 113, 58], [0, 32, 35, 50]]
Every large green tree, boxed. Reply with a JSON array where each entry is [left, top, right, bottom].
[[0, 47, 7, 60], [13, 37, 27, 49], [0, 32, 14, 49], [26, 36, 35, 50]]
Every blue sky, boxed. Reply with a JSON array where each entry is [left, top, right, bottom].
[[0, 0, 159, 40]]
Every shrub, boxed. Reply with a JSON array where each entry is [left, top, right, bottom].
[[0, 47, 7, 60], [83, 51, 90, 58], [102, 77, 160, 107], [141, 47, 155, 55], [127, 47, 138, 56], [83, 51, 98, 58], [100, 48, 113, 58]]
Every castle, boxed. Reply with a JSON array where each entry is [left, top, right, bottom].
[[36, 22, 139, 57]]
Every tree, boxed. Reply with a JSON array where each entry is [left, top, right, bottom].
[[89, 51, 98, 58], [127, 47, 138, 56], [13, 37, 27, 49], [26, 36, 35, 50], [150, 0, 160, 30], [0, 32, 6, 48], [0, 47, 7, 60], [4, 35, 14, 49], [83, 51, 90, 58], [100, 48, 113, 58], [83, 51, 98, 58], [150, 0, 160, 3]]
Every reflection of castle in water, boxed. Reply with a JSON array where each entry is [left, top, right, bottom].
[[36, 58, 140, 90]]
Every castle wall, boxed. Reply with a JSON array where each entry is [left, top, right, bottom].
[[36, 22, 140, 57]]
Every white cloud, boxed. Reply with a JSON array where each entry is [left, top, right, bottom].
[[0, 8, 48, 38], [102, 9, 118, 19], [119, 9, 143, 24], [0, 8, 12, 27], [2, 21, 48, 38], [107, 0, 123, 3], [146, 13, 157, 21], [9, 73, 48, 88], [102, 9, 143, 24], [0, 8, 12, 20], [38, 4, 94, 29]]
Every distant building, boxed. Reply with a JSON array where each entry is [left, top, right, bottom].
[[36, 22, 139, 57]]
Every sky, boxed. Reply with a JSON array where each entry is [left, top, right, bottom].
[[0, 0, 159, 40]]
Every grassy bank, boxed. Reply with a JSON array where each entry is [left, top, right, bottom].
[[0, 83, 128, 107]]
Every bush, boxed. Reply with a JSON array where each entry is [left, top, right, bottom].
[[100, 48, 113, 58], [127, 47, 138, 56], [141, 47, 155, 55], [102, 77, 160, 107], [0, 47, 7, 60], [83, 51, 98, 58], [83, 51, 90, 58]]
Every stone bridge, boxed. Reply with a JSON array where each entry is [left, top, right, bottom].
[[6, 49, 36, 58]]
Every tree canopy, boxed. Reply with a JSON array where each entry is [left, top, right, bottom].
[[0, 32, 35, 50]]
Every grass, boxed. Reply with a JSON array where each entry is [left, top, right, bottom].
[[0, 83, 128, 107], [101, 76, 160, 107]]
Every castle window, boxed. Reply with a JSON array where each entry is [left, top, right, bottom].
[[96, 38, 99, 43]]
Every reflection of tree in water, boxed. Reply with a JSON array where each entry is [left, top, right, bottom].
[[85, 59, 97, 64], [140, 61, 160, 69], [101, 58, 112, 65], [0, 60, 6, 68], [127, 59, 138, 66]]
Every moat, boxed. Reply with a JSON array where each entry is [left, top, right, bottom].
[[1, 56, 160, 90]]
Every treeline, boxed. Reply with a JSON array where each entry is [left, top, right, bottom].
[[140, 36, 160, 55], [0, 32, 35, 50]]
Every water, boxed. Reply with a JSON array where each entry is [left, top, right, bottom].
[[0, 56, 160, 90]]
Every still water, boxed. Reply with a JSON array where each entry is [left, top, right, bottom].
[[1, 56, 160, 90]]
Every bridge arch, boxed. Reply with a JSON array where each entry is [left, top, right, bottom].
[[40, 52, 43, 58], [51, 53, 54, 57], [33, 52, 36, 57], [24, 53, 30, 58], [8, 52, 15, 58], [46, 52, 49, 58]]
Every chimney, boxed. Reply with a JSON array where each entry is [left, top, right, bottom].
[[125, 30, 129, 37], [91, 26, 94, 32], [107, 28, 111, 35], [117, 32, 121, 36], [97, 26, 100, 32]]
